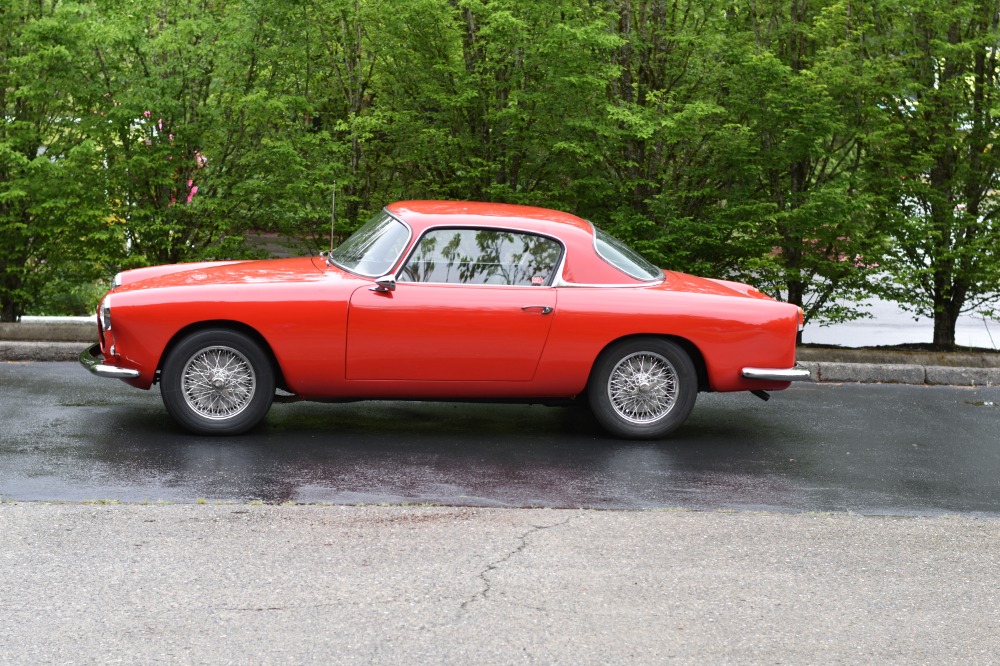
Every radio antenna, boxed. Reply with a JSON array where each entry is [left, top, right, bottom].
[[330, 182, 336, 253]]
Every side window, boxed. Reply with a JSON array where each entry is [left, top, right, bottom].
[[399, 229, 561, 286]]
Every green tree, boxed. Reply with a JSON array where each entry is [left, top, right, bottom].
[[595, 0, 750, 276], [7, 0, 997, 343], [373, 0, 619, 209], [0, 1, 111, 320], [872, 0, 1000, 347], [711, 0, 890, 328], [198, 0, 402, 252], [583, 0, 888, 333], [88, 0, 250, 267]]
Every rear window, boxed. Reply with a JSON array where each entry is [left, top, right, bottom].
[[593, 227, 663, 281]]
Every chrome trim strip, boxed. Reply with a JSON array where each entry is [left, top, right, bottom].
[[551, 277, 664, 288], [742, 364, 811, 382], [79, 343, 141, 379]]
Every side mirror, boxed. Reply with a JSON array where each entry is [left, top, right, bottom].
[[370, 274, 396, 293]]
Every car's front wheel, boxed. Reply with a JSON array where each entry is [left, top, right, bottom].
[[588, 337, 697, 440], [160, 329, 275, 435]]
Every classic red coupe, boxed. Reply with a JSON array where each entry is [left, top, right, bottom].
[[80, 201, 808, 438]]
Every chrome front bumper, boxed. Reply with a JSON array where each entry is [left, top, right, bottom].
[[742, 364, 811, 382], [79, 343, 141, 379]]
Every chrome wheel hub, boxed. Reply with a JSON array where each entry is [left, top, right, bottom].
[[181, 346, 256, 420], [607, 351, 677, 424]]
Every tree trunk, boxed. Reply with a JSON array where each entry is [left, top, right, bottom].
[[0, 256, 22, 321], [1, 295, 19, 322], [932, 305, 960, 348]]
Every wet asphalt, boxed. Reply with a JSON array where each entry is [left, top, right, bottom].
[[2, 361, 999, 515]]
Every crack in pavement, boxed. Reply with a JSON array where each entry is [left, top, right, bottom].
[[460, 513, 577, 611]]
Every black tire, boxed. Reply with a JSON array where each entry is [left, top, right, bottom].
[[160, 329, 275, 435], [588, 337, 698, 440]]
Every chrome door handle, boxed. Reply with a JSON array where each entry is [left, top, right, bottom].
[[521, 305, 553, 315]]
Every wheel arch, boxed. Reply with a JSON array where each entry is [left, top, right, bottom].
[[156, 320, 287, 390], [589, 333, 710, 393]]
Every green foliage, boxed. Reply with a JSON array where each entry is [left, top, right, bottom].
[[0, 0, 997, 347], [864, 0, 1000, 346], [0, 1, 111, 321], [85, 0, 248, 266]]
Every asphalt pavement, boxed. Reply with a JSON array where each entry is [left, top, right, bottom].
[[5, 363, 1000, 514], [2, 504, 998, 664]]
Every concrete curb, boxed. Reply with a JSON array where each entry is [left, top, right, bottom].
[[798, 361, 1000, 387], [0, 317, 94, 341], [0, 316, 95, 362], [0, 341, 87, 363], [796, 346, 1000, 369]]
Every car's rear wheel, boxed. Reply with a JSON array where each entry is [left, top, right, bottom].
[[588, 337, 697, 440], [160, 329, 275, 435]]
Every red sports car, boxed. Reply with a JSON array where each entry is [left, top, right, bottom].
[[81, 201, 808, 438]]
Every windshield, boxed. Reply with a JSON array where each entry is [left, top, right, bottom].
[[329, 211, 410, 277], [593, 227, 663, 281]]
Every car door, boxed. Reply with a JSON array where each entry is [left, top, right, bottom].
[[345, 228, 562, 382]]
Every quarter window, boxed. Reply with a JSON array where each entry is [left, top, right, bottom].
[[593, 226, 663, 281], [399, 229, 561, 286]]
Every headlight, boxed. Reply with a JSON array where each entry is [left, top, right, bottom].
[[99, 295, 112, 331]]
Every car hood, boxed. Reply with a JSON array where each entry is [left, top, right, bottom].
[[661, 271, 775, 301], [114, 257, 327, 291]]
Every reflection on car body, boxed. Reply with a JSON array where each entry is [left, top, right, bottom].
[[399, 228, 561, 286]]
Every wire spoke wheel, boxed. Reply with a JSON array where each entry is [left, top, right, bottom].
[[607, 351, 677, 424], [181, 345, 257, 420], [589, 338, 697, 439], [162, 329, 275, 435]]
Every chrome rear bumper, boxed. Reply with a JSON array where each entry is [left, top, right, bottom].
[[79, 343, 141, 379], [742, 364, 811, 382]]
